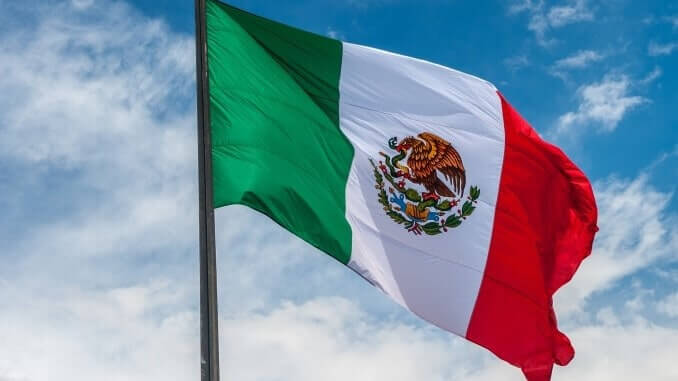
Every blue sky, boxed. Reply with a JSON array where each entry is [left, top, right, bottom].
[[0, 0, 676, 380]]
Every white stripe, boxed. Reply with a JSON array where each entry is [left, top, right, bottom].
[[339, 42, 505, 336]]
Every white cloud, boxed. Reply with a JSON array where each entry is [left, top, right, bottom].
[[529, 12, 553, 46], [0, 279, 199, 381], [655, 267, 678, 283], [554, 50, 604, 69], [0, 3, 201, 378], [556, 75, 646, 133], [221, 298, 476, 381], [638, 66, 662, 85], [555, 175, 678, 317], [550, 50, 605, 81], [623, 281, 654, 313], [326, 27, 343, 39], [657, 292, 678, 318], [227, 298, 678, 381], [222, 295, 678, 381], [509, 0, 594, 46], [4, 279, 678, 381], [520, 1, 556, 47], [508, 0, 540, 14], [551, 320, 678, 380], [648, 41, 678, 56], [666, 15, 678, 29], [642, 15, 678, 28], [71, 0, 94, 9], [504, 55, 530, 71], [547, 0, 594, 27], [0, 0, 197, 266]]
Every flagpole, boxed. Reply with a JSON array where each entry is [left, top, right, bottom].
[[195, 0, 220, 380]]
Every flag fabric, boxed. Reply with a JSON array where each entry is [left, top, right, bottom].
[[205, 1, 598, 379]]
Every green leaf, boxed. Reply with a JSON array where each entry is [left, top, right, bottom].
[[387, 211, 408, 225], [461, 201, 475, 217], [469, 186, 480, 200], [405, 188, 421, 202], [417, 199, 435, 211], [377, 190, 389, 207], [371, 162, 384, 188], [445, 215, 462, 228], [435, 200, 452, 211], [422, 222, 442, 235], [382, 172, 404, 191]]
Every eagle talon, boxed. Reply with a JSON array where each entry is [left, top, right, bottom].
[[407, 223, 422, 235]]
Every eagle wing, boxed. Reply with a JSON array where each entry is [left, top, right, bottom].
[[416, 132, 466, 196]]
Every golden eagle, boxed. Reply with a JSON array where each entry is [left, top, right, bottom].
[[395, 132, 466, 201]]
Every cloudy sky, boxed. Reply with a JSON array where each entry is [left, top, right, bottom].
[[0, 0, 677, 380]]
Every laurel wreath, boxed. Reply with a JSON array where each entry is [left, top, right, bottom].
[[370, 159, 480, 236]]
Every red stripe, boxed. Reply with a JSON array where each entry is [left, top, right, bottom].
[[465, 93, 598, 381]]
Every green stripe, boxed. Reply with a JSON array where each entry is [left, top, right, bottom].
[[206, 0, 354, 264]]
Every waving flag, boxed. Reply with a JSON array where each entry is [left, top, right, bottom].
[[203, 0, 598, 379]]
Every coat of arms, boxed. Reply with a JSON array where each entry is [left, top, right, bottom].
[[369, 132, 480, 235]]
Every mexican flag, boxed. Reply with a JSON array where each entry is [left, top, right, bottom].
[[205, 1, 598, 379]]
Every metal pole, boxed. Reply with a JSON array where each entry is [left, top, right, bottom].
[[195, 0, 220, 380]]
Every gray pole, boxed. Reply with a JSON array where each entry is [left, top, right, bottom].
[[194, 0, 220, 380]]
